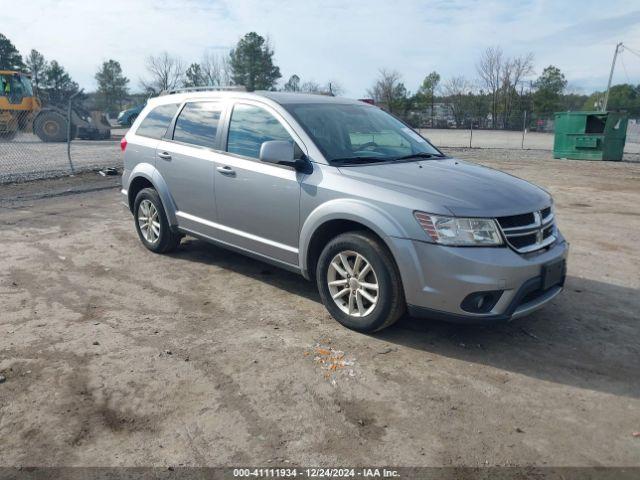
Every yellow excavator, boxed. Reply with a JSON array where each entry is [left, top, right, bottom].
[[0, 70, 110, 142]]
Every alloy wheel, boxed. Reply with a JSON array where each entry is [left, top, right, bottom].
[[138, 199, 160, 244], [327, 250, 379, 317]]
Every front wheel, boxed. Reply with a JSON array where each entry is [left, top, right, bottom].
[[0, 129, 17, 141], [33, 110, 70, 142], [133, 188, 181, 253], [316, 231, 405, 332]]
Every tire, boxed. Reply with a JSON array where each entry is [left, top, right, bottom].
[[316, 231, 405, 332], [34, 110, 69, 142], [0, 129, 17, 141], [133, 188, 181, 254]]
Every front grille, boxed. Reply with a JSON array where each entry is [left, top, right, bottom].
[[497, 212, 534, 229], [497, 207, 556, 253]]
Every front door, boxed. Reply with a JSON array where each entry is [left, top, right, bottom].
[[213, 102, 304, 267]]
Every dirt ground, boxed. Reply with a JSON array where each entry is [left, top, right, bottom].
[[1, 149, 639, 468]]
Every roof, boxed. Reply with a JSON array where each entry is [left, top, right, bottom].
[[150, 88, 364, 107], [253, 91, 363, 105]]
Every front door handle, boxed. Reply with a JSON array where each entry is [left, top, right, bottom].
[[158, 152, 171, 160], [216, 165, 236, 176]]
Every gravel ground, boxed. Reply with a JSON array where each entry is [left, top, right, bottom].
[[1, 149, 639, 468], [0, 133, 122, 184]]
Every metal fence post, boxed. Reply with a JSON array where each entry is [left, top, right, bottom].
[[67, 90, 83, 175], [521, 110, 527, 149]]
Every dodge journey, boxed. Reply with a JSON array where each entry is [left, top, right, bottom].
[[121, 89, 568, 332]]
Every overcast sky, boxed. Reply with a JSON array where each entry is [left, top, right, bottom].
[[4, 0, 640, 97]]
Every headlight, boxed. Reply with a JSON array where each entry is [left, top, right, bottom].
[[414, 211, 503, 246]]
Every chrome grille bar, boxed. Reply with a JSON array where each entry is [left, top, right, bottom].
[[497, 208, 556, 254]]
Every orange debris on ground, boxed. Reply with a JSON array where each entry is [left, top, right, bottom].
[[308, 344, 356, 382]]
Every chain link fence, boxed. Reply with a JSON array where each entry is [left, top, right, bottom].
[[0, 96, 123, 184], [2, 107, 640, 186], [418, 111, 640, 161]]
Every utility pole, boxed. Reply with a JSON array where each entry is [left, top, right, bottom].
[[603, 42, 623, 111]]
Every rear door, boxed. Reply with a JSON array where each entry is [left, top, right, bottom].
[[155, 101, 225, 222], [129, 102, 180, 169], [212, 101, 305, 267]]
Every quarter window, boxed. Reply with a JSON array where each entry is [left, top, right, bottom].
[[173, 102, 222, 149], [136, 103, 179, 139], [227, 104, 293, 159]]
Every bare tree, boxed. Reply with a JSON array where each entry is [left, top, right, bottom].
[[500, 53, 534, 128], [200, 51, 232, 86], [140, 52, 185, 94], [201, 51, 222, 86], [367, 69, 407, 114], [476, 46, 503, 128], [300, 80, 322, 94], [443, 76, 472, 127], [289, 76, 343, 96]]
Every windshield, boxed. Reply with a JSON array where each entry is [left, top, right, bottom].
[[284, 102, 443, 164]]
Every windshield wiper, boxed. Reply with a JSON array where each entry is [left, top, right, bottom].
[[393, 152, 446, 161], [331, 156, 390, 165]]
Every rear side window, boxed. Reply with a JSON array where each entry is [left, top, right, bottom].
[[136, 103, 179, 139], [227, 104, 293, 159], [172, 102, 222, 149]]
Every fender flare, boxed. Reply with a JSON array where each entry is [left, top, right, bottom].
[[127, 163, 178, 227], [299, 198, 408, 279]]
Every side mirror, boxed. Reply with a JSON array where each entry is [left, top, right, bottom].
[[259, 140, 295, 166]]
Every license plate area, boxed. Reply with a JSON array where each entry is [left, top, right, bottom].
[[542, 259, 566, 291]]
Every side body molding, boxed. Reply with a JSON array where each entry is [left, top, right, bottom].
[[299, 198, 408, 279], [127, 163, 179, 227]]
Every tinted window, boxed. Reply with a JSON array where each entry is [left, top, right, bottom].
[[173, 102, 222, 148], [136, 103, 179, 139], [227, 104, 293, 159]]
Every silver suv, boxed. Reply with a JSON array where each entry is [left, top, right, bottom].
[[121, 89, 568, 332]]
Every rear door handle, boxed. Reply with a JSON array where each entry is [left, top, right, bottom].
[[158, 152, 171, 160], [216, 165, 236, 176]]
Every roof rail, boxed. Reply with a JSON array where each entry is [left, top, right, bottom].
[[159, 85, 246, 96]]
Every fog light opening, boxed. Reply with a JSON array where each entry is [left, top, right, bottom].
[[461, 290, 503, 314]]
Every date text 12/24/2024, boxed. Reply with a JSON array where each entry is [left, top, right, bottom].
[[233, 468, 400, 478]]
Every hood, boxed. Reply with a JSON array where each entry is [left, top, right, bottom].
[[337, 158, 551, 217]]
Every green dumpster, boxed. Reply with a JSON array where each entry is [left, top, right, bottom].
[[553, 111, 628, 161]]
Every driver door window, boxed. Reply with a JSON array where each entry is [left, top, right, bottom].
[[227, 104, 294, 159]]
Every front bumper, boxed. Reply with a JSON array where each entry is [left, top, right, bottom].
[[389, 233, 569, 323]]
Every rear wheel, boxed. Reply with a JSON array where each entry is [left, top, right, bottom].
[[0, 129, 17, 141], [34, 110, 69, 142], [0, 115, 18, 141], [316, 231, 405, 332], [133, 188, 181, 253]]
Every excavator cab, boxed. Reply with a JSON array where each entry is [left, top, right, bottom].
[[0, 71, 40, 140]]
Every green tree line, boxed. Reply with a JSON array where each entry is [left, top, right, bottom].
[[2, 32, 639, 123]]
